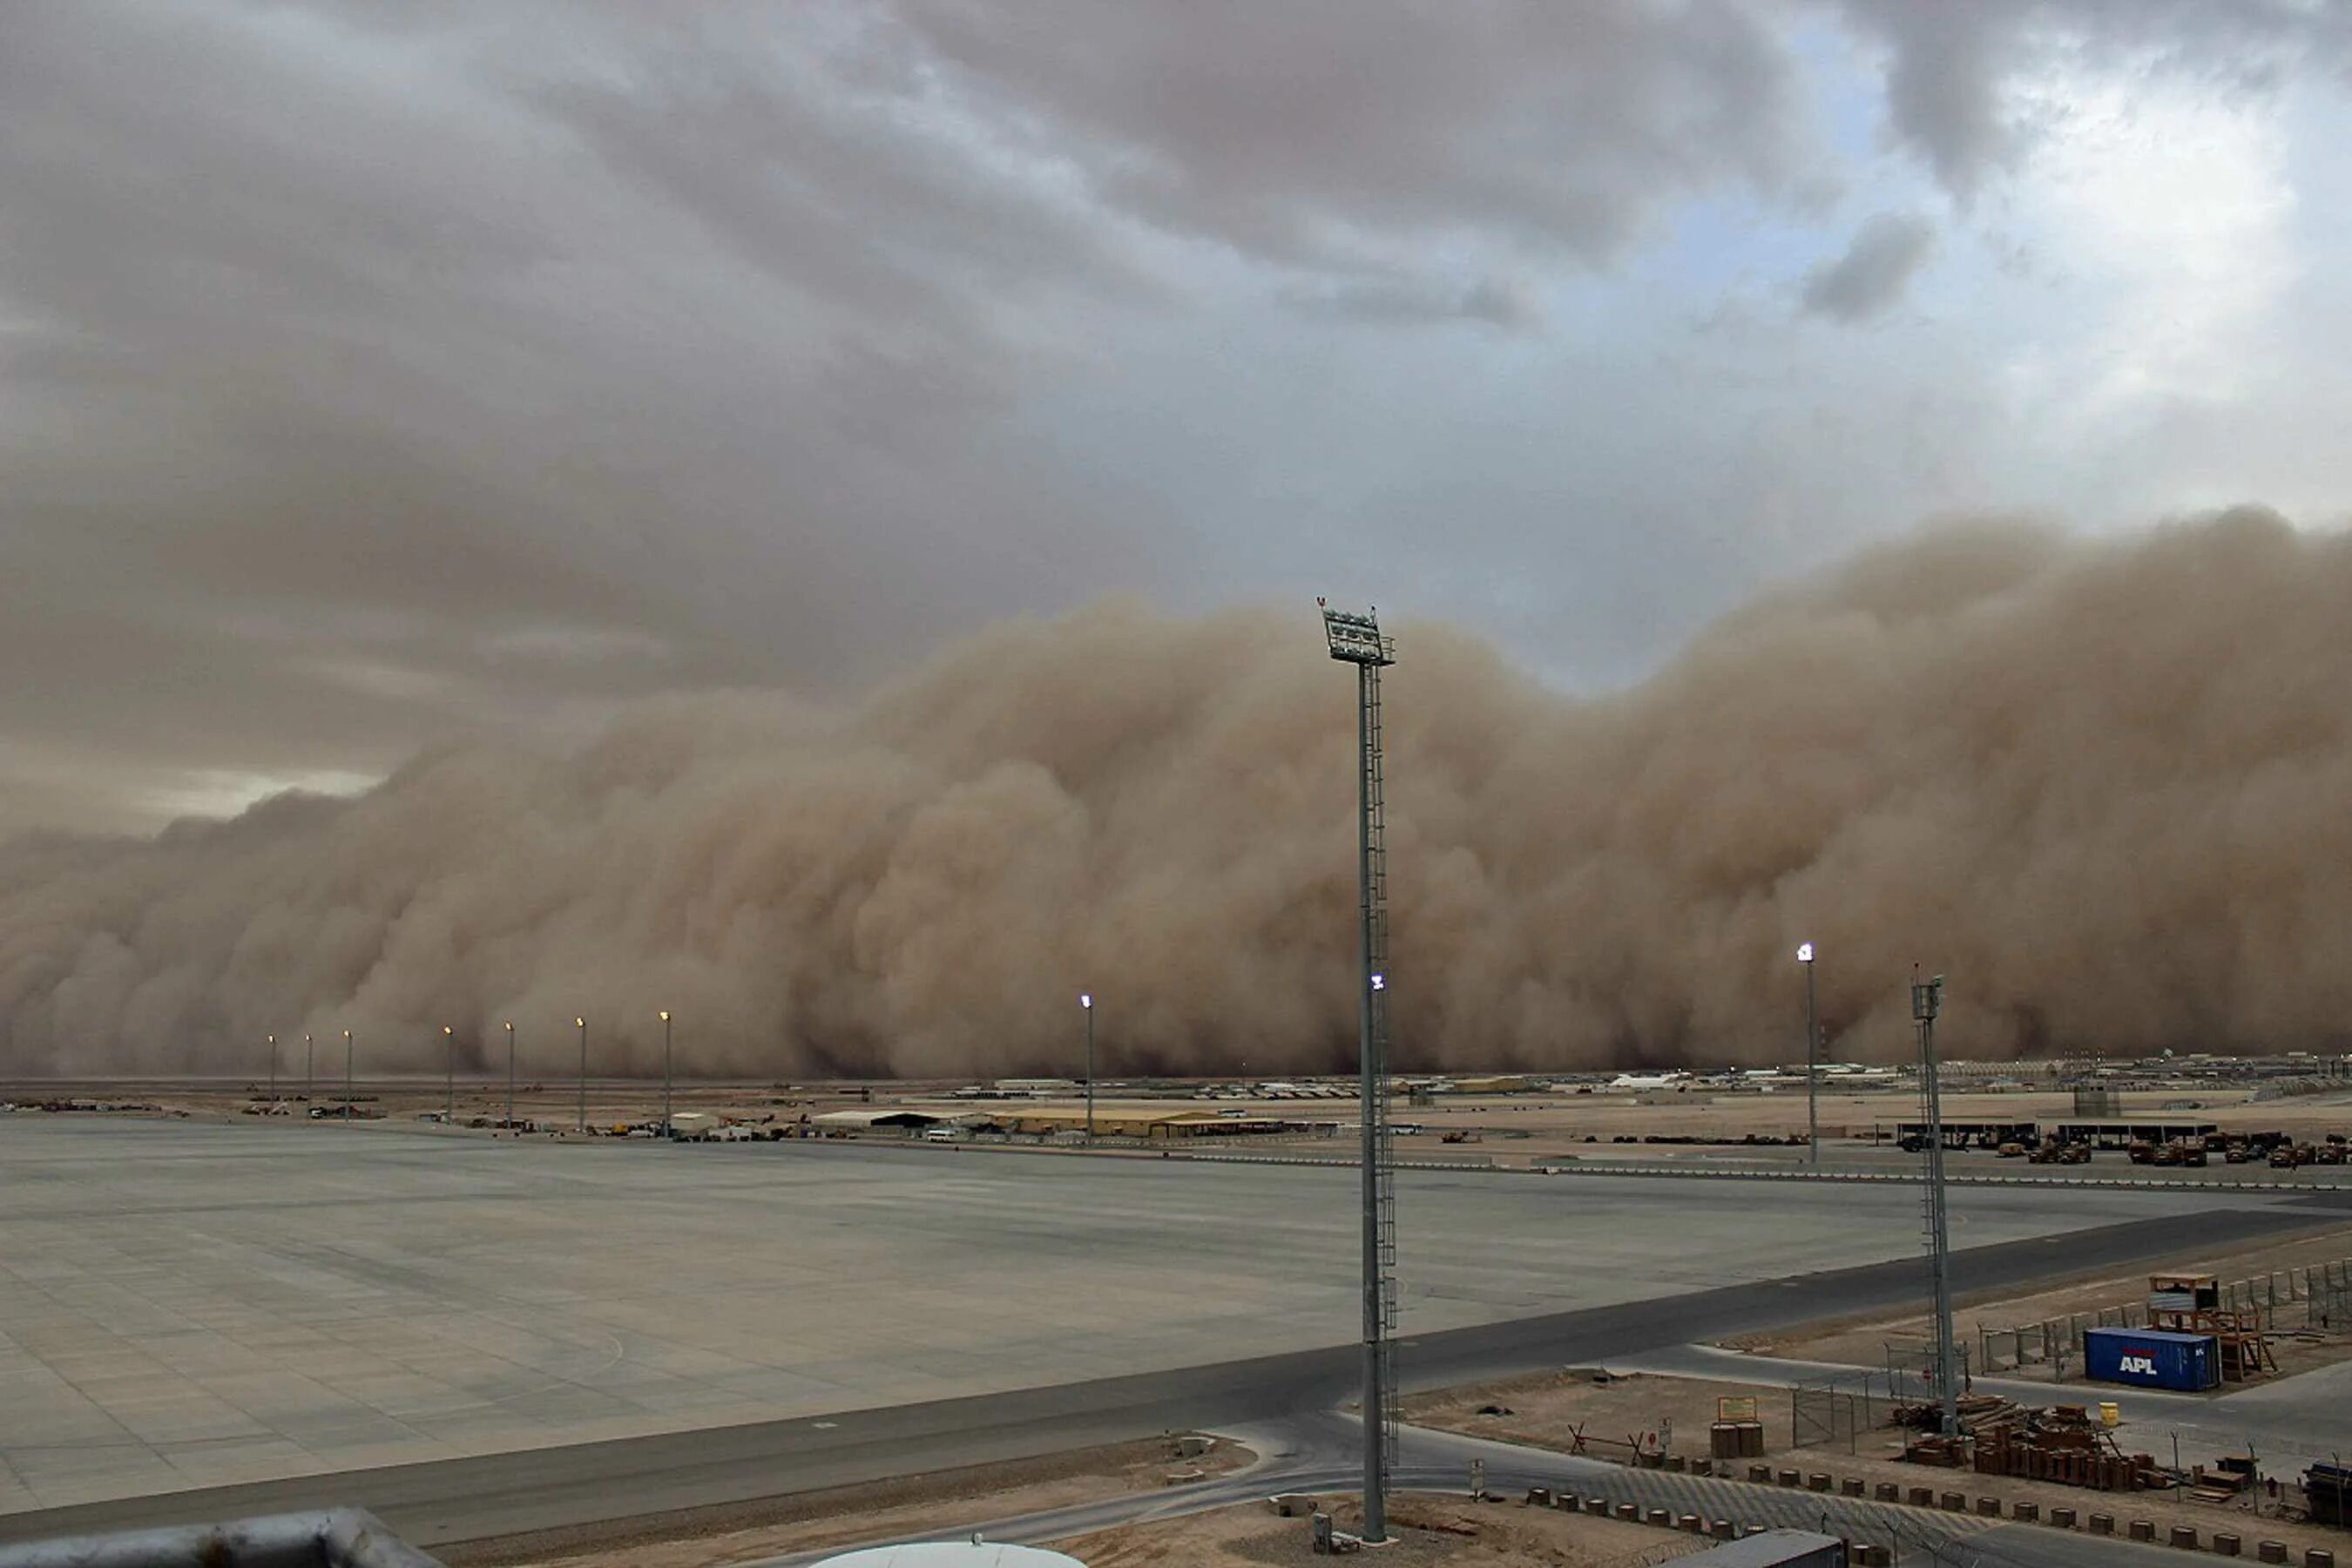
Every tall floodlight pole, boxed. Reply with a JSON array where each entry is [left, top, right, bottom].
[[267, 1035, 276, 1106], [659, 1010, 673, 1139], [576, 1017, 588, 1134], [1798, 943, 1820, 1166], [304, 1033, 314, 1103], [342, 1030, 354, 1119], [1913, 969, 1958, 1439], [1080, 993, 1095, 1142], [1321, 598, 1398, 1545], [443, 1025, 456, 1125], [504, 1021, 517, 1129]]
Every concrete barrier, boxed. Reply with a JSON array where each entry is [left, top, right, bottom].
[[1808, 1474, 1833, 1493], [1842, 1478, 1866, 1497], [1940, 1492, 1967, 1512], [2051, 1508, 2078, 1529], [1585, 1497, 1608, 1515], [1646, 1508, 1673, 1528], [2172, 1526, 2200, 1550], [2090, 1514, 2115, 1536], [1751, 1464, 1774, 1484], [2013, 1502, 2038, 1522], [2131, 1521, 2158, 1543], [1680, 1515, 1704, 1534], [1978, 1498, 2003, 1517], [2255, 1544, 2288, 1565], [1779, 1469, 1802, 1488], [1270, 1495, 1316, 1517], [2302, 1552, 2333, 1568], [1713, 1522, 1735, 1540], [1526, 1488, 1552, 1507], [1616, 1503, 1639, 1522], [2212, 1534, 2240, 1557], [1876, 1483, 1900, 1502], [1907, 1487, 1934, 1508]]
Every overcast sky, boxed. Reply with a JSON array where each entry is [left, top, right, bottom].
[[5, 1, 2350, 837]]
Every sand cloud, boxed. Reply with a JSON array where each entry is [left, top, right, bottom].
[[3, 510, 2346, 1079]]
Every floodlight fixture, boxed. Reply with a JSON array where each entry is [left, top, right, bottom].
[[1318, 598, 1395, 666]]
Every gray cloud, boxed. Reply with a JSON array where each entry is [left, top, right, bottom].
[[1837, 0, 2352, 198], [893, 1, 1809, 267], [1801, 213, 1938, 321], [1281, 274, 1544, 331]]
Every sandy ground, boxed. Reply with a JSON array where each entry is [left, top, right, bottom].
[[1737, 1222, 2352, 1374], [1405, 1370, 2349, 1560], [1054, 1492, 1706, 1568], [471, 1434, 1250, 1568], [1404, 1369, 1795, 1464]]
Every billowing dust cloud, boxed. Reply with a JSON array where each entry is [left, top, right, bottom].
[[5, 509, 2349, 1078]]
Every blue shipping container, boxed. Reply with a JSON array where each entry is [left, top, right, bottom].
[[2083, 1327, 2218, 1391]]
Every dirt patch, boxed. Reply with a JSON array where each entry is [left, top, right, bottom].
[[1403, 1369, 1792, 1464], [460, 1432, 1250, 1568], [1407, 1370, 2350, 1561], [1055, 1492, 1706, 1568]]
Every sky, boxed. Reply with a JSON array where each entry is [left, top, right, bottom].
[[5, 0, 2352, 839]]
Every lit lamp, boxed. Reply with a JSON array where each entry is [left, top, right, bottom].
[[1080, 993, 1095, 1142], [1797, 943, 1818, 1166]]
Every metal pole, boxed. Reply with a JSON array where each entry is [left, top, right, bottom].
[[1915, 971, 1957, 1438], [267, 1035, 276, 1106], [1805, 952, 1820, 1166], [304, 1033, 314, 1104], [443, 1026, 454, 1125], [576, 1018, 587, 1134], [343, 1031, 354, 1120], [661, 1010, 673, 1139], [504, 1022, 516, 1130], [1085, 997, 1096, 1142], [1355, 658, 1385, 1544]]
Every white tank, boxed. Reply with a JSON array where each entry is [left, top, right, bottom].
[[814, 1544, 1084, 1567]]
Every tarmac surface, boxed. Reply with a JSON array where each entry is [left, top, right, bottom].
[[4, 1115, 2343, 1528]]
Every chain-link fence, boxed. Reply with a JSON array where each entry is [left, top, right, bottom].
[[1883, 1339, 1971, 1405], [1974, 1256, 2352, 1376], [1791, 1372, 1876, 1452]]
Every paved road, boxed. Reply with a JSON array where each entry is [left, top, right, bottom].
[[756, 1413, 2200, 1568], [3, 1193, 2341, 1551]]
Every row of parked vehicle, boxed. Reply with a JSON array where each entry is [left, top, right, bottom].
[[2119, 1130, 2349, 1167], [1950, 1128, 2350, 1167]]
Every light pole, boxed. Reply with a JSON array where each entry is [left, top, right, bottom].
[[304, 1033, 314, 1103], [504, 1020, 517, 1130], [1798, 943, 1820, 1167], [342, 1029, 354, 1119], [443, 1025, 456, 1125], [1080, 992, 1095, 1142], [659, 1010, 672, 1139], [576, 1017, 587, 1134], [266, 1035, 276, 1106], [1913, 969, 1958, 1439], [1321, 598, 1398, 1544]]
